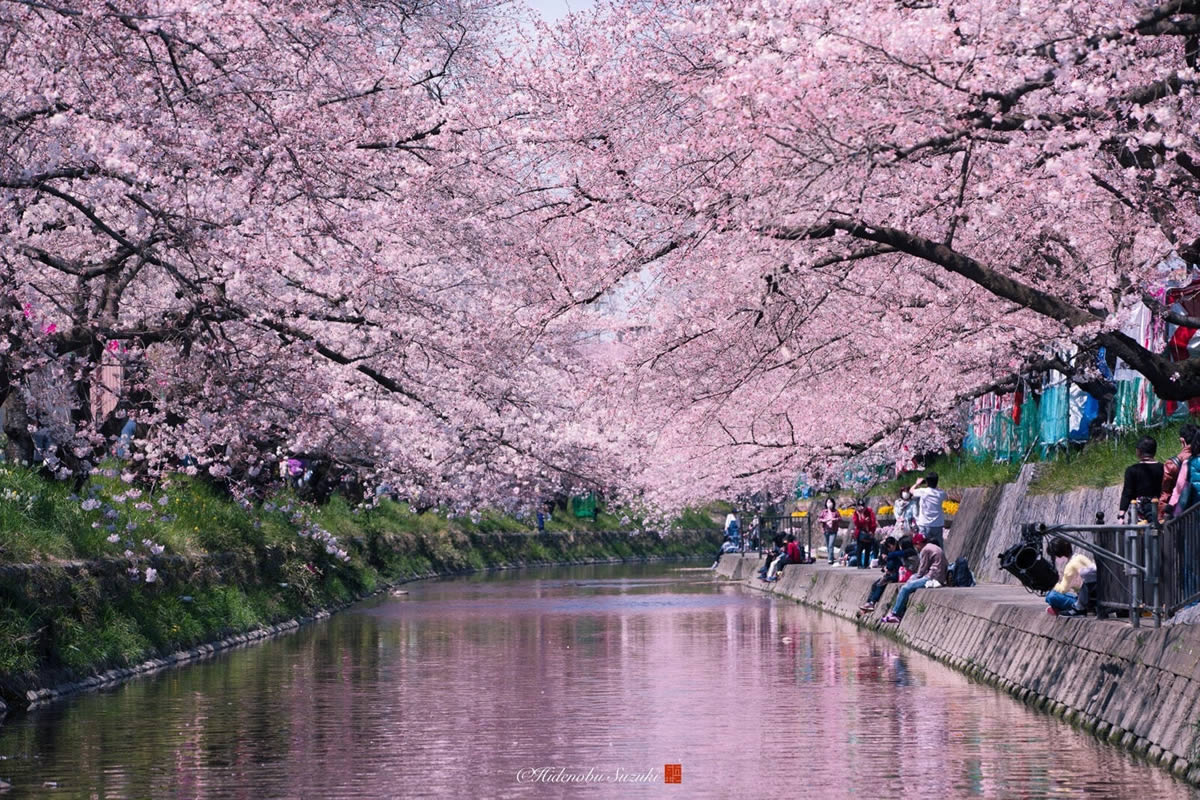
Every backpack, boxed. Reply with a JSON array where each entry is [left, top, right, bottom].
[[948, 556, 975, 588]]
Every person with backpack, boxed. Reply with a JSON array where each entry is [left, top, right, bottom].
[[881, 533, 948, 623], [1182, 428, 1200, 521], [725, 511, 741, 547]]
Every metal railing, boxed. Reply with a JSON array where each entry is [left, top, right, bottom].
[[1023, 499, 1200, 627], [1088, 523, 1160, 626], [1027, 518, 1162, 628], [1159, 501, 1200, 615], [755, 514, 812, 560]]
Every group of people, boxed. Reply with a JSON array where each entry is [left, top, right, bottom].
[[757, 533, 809, 581], [1117, 426, 1200, 525], [716, 438, 1184, 623], [857, 531, 950, 622], [1030, 431, 1188, 619], [814, 472, 949, 567]]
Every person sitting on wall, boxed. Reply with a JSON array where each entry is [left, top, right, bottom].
[[766, 534, 802, 581], [881, 533, 947, 623], [711, 534, 742, 569], [859, 536, 901, 614], [840, 531, 862, 566], [785, 533, 805, 567], [1118, 436, 1164, 524], [758, 536, 786, 581], [898, 534, 919, 579], [1045, 537, 1097, 617]]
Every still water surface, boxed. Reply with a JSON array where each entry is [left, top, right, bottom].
[[0, 563, 1194, 798]]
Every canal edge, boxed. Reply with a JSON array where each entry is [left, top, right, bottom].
[[14, 553, 705, 715], [715, 553, 1200, 788]]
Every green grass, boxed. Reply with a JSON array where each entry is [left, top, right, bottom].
[[0, 461, 720, 566], [872, 453, 1021, 496], [0, 602, 39, 674], [0, 463, 90, 561], [1029, 419, 1190, 495], [870, 419, 1196, 497]]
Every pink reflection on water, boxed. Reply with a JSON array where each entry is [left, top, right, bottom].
[[0, 565, 1188, 799]]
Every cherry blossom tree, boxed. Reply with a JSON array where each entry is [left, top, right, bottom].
[[12, 0, 1200, 515], [495, 0, 1200, 507], [0, 0, 622, 508]]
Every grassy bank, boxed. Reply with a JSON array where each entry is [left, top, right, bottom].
[[0, 465, 721, 702], [869, 419, 1194, 498]]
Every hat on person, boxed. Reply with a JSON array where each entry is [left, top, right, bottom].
[[913, 533, 926, 547]]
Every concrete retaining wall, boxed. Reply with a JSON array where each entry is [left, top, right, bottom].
[[717, 554, 1200, 785], [944, 465, 1122, 585]]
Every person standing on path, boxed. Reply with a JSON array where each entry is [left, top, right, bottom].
[[724, 511, 741, 548], [1118, 436, 1163, 524], [852, 499, 877, 569], [818, 498, 841, 564], [893, 489, 916, 536], [1159, 425, 1196, 522], [1156, 424, 1195, 520], [910, 472, 947, 549]]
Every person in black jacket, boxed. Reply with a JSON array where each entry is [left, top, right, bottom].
[[858, 536, 908, 613], [1118, 436, 1163, 524]]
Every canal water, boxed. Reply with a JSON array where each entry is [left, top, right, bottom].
[[0, 562, 1194, 798]]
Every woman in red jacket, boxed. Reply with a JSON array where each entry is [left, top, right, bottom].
[[852, 499, 878, 569]]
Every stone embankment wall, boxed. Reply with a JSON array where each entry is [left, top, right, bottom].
[[944, 464, 1121, 585], [717, 553, 1200, 785]]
